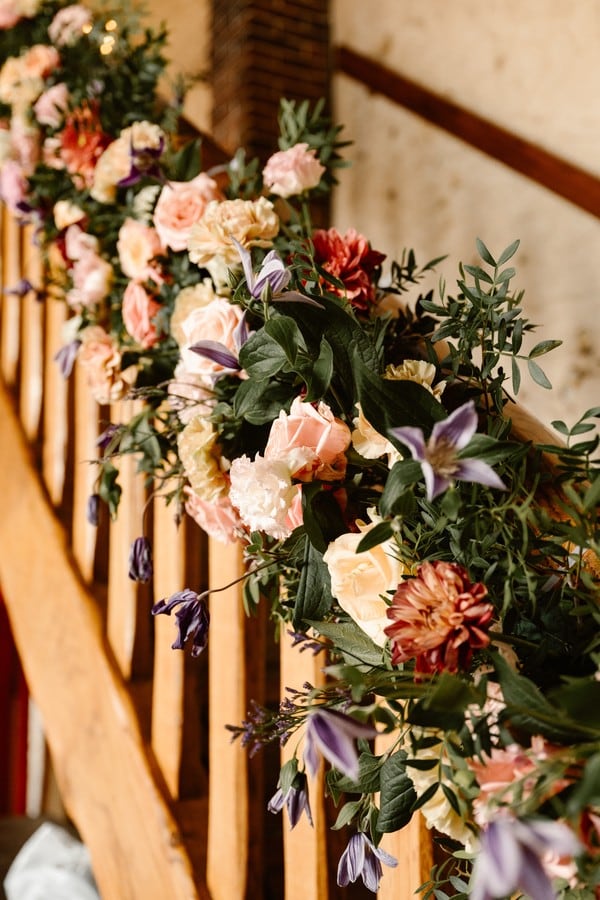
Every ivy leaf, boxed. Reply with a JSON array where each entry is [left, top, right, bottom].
[[293, 538, 333, 629], [238, 329, 288, 378], [233, 378, 293, 424], [377, 751, 417, 833]]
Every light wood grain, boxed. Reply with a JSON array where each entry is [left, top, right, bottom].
[[42, 296, 69, 506], [1, 207, 21, 384], [19, 224, 44, 440]]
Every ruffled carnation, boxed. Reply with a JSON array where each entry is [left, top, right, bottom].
[[229, 454, 298, 540], [177, 418, 228, 502], [188, 197, 279, 268], [262, 142, 325, 198], [77, 326, 136, 404], [384, 359, 445, 399]]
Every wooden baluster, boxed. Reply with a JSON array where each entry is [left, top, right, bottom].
[[106, 398, 152, 681], [279, 631, 329, 900], [42, 295, 69, 507], [19, 223, 44, 441], [206, 539, 251, 900], [151, 494, 207, 799], [71, 361, 102, 583], [1, 207, 22, 385]]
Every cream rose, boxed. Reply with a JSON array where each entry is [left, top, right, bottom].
[[178, 417, 228, 502], [170, 279, 220, 345], [188, 197, 279, 268], [117, 218, 164, 284], [323, 517, 405, 646], [153, 174, 223, 252], [262, 142, 325, 198], [122, 281, 161, 348], [265, 396, 351, 482], [66, 251, 112, 310], [53, 199, 85, 231]]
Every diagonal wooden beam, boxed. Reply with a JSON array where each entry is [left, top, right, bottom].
[[335, 45, 600, 219]]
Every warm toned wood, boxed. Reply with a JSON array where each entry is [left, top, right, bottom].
[[1, 207, 22, 384], [42, 296, 69, 506], [206, 539, 250, 900], [71, 360, 101, 582], [335, 45, 600, 219], [107, 398, 153, 680], [0, 380, 206, 900], [19, 224, 44, 441], [151, 495, 207, 799], [280, 631, 329, 900]]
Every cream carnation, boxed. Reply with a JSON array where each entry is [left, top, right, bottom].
[[384, 359, 445, 399], [262, 142, 325, 198], [177, 418, 228, 502], [323, 516, 405, 646], [229, 454, 297, 540], [188, 197, 279, 268]]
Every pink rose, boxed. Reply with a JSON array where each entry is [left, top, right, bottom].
[[33, 82, 69, 127], [22, 44, 59, 79], [78, 326, 135, 405], [153, 173, 223, 252], [122, 281, 162, 348], [311, 227, 386, 312], [67, 250, 112, 310], [265, 396, 351, 482], [0, 159, 27, 212], [176, 297, 245, 379], [262, 142, 325, 198], [117, 217, 164, 284], [48, 4, 92, 45], [0, 0, 21, 28], [64, 224, 98, 260], [184, 486, 243, 544]]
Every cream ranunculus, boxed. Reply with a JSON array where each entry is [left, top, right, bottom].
[[323, 517, 405, 647], [177, 417, 228, 503], [187, 197, 279, 268], [384, 359, 446, 399]]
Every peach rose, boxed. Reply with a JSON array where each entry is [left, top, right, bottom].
[[153, 174, 223, 252], [22, 44, 59, 79], [178, 417, 228, 502], [175, 296, 245, 380], [33, 82, 69, 127], [262, 142, 325, 198], [323, 516, 405, 646], [78, 326, 136, 404], [117, 218, 164, 284], [0, 0, 22, 27], [67, 253, 112, 310], [170, 279, 220, 344], [48, 4, 92, 45], [122, 281, 162, 348], [188, 196, 279, 268], [265, 396, 351, 482], [184, 486, 243, 544]]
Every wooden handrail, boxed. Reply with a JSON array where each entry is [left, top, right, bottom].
[[335, 45, 600, 219]]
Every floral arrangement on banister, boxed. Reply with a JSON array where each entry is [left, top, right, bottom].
[[2, 3, 600, 896]]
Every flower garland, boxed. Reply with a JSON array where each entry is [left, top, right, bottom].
[[2, 6, 600, 896]]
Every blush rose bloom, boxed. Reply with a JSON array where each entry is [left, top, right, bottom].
[[117, 218, 164, 284], [122, 281, 162, 348], [323, 517, 406, 646], [265, 397, 351, 482], [77, 326, 136, 404], [175, 296, 245, 380], [188, 197, 279, 268], [229, 454, 299, 540], [262, 142, 325, 198], [153, 174, 223, 252], [0, 0, 39, 25], [48, 4, 92, 45], [184, 486, 243, 545], [33, 82, 69, 127], [177, 417, 229, 502], [66, 250, 113, 310]]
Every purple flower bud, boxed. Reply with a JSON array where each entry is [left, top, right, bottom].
[[86, 493, 100, 527], [337, 832, 397, 893], [53, 340, 81, 379], [268, 772, 312, 829], [128, 536, 153, 582], [152, 589, 210, 657], [97, 423, 121, 451], [304, 708, 377, 781]]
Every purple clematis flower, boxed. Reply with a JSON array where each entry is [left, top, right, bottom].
[[117, 137, 165, 188], [86, 493, 100, 527], [152, 588, 210, 657], [233, 237, 321, 306], [128, 536, 153, 582], [470, 817, 581, 900], [303, 708, 377, 781], [337, 832, 398, 893], [54, 339, 81, 379], [268, 771, 313, 829], [390, 399, 507, 501], [189, 311, 249, 373]]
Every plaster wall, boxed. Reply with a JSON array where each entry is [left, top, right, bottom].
[[331, 1, 600, 430]]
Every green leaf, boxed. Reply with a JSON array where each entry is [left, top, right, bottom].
[[475, 238, 496, 267], [377, 751, 417, 833], [264, 315, 307, 365], [238, 330, 288, 378], [511, 356, 521, 395], [233, 378, 293, 424], [98, 461, 122, 520], [379, 459, 423, 517], [301, 482, 347, 553], [303, 335, 334, 400], [293, 538, 333, 629], [331, 800, 362, 830], [528, 339, 562, 358], [527, 358, 552, 389], [496, 239, 520, 266], [307, 619, 386, 668], [355, 521, 394, 553], [408, 673, 482, 730]]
